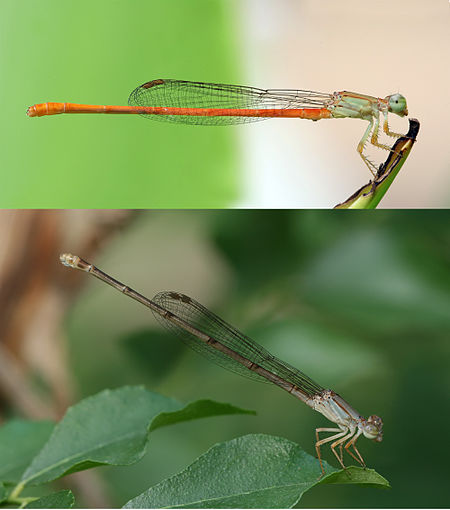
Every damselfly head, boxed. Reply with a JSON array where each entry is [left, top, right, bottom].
[[386, 93, 408, 117], [362, 414, 383, 442]]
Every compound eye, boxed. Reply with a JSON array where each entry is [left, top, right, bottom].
[[388, 94, 407, 116]]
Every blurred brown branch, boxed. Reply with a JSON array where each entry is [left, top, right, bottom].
[[0, 209, 138, 507]]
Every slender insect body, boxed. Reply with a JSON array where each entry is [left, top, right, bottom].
[[28, 79, 409, 178], [307, 389, 360, 428], [59, 253, 384, 474]]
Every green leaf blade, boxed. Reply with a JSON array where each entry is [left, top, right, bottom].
[[0, 420, 54, 484], [0, 482, 8, 503], [180, 485, 306, 509], [20, 386, 253, 487], [21, 387, 175, 485], [124, 434, 389, 509], [150, 399, 256, 432], [24, 489, 75, 508], [319, 466, 390, 488], [124, 434, 329, 509]]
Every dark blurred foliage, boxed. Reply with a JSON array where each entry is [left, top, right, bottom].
[[18, 210, 449, 507], [121, 330, 185, 383]]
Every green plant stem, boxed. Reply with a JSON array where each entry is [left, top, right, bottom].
[[5, 495, 38, 509], [335, 118, 420, 209], [18, 497, 39, 508], [6, 482, 39, 509], [8, 482, 25, 501]]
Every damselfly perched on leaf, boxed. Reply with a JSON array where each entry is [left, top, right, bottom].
[[60, 253, 383, 473]]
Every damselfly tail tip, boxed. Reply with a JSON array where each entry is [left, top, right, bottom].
[[60, 254, 93, 272], [60, 253, 79, 268], [26, 105, 37, 117]]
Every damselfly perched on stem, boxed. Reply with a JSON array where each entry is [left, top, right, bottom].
[[28, 79, 408, 175], [60, 253, 383, 474]]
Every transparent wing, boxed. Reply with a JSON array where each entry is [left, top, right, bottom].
[[128, 79, 333, 125], [152, 291, 324, 396]]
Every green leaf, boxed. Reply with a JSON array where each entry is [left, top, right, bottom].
[[124, 434, 389, 508], [0, 420, 54, 483], [24, 489, 74, 508], [0, 482, 8, 503], [318, 466, 390, 488], [20, 386, 253, 486], [149, 399, 256, 432]]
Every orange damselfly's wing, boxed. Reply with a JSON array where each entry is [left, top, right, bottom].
[[128, 79, 332, 125]]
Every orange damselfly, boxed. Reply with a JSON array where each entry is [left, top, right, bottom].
[[27, 79, 408, 175]]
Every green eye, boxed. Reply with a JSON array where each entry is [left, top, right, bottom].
[[388, 93, 407, 115]]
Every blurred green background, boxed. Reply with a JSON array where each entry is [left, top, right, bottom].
[[61, 210, 449, 507], [1, 0, 239, 207]]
